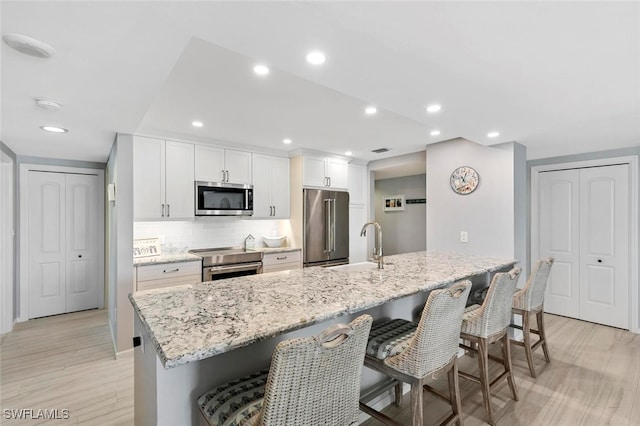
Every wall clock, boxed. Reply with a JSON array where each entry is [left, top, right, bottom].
[[450, 166, 479, 195]]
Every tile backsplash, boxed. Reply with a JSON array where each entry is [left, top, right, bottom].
[[134, 218, 292, 253]]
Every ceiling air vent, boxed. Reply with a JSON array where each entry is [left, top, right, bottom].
[[371, 148, 390, 154]]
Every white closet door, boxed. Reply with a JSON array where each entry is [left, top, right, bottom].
[[539, 169, 580, 318], [537, 164, 630, 329], [29, 172, 67, 318], [65, 173, 99, 312], [579, 165, 629, 329]]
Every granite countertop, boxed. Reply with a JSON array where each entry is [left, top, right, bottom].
[[133, 252, 203, 267], [129, 251, 516, 369]]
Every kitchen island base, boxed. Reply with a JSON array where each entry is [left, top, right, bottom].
[[131, 251, 517, 425]]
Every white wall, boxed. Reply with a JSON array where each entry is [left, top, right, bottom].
[[106, 134, 134, 355], [374, 174, 426, 256], [1, 147, 15, 334], [426, 139, 527, 282]]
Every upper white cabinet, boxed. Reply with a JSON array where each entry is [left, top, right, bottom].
[[348, 164, 368, 205], [133, 136, 194, 220], [195, 145, 251, 184], [252, 154, 290, 218], [302, 155, 348, 190]]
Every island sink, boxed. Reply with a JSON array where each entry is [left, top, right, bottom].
[[327, 261, 388, 272]]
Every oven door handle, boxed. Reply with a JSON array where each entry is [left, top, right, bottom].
[[207, 262, 263, 275]]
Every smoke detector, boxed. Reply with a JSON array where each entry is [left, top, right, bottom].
[[3, 33, 55, 58], [35, 98, 61, 111]]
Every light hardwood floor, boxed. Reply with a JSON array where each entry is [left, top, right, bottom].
[[0, 309, 133, 425], [1, 310, 638, 425], [363, 313, 640, 426]]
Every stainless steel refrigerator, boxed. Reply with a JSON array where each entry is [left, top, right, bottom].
[[303, 189, 349, 267]]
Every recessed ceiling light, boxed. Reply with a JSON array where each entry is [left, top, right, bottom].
[[283, 138, 292, 145], [40, 126, 68, 133], [487, 131, 500, 138], [345, 151, 353, 156], [306, 50, 326, 65], [426, 104, 442, 113], [430, 130, 441, 136], [365, 106, 377, 115], [253, 64, 269, 75], [192, 121, 203, 128], [3, 33, 55, 58]]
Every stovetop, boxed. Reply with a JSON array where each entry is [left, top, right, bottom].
[[189, 247, 263, 267]]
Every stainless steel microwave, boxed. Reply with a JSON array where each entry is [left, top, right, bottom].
[[195, 181, 253, 216]]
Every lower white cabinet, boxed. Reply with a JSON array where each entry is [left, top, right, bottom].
[[262, 250, 301, 274], [136, 261, 201, 291]]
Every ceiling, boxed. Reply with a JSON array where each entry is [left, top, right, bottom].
[[2, 2, 639, 163]]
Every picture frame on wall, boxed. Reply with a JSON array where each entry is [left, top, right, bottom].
[[384, 194, 405, 212]]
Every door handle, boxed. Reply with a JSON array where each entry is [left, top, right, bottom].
[[273, 205, 276, 216], [167, 204, 170, 217], [328, 176, 332, 187], [225, 170, 230, 182], [330, 199, 336, 252], [324, 199, 331, 253], [161, 204, 165, 217], [163, 268, 180, 273]]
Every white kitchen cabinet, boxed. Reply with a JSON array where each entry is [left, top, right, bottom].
[[195, 145, 252, 184], [262, 250, 301, 274], [133, 136, 194, 220], [135, 261, 201, 291], [348, 163, 368, 205], [349, 204, 368, 263], [252, 154, 290, 218], [302, 155, 348, 190]]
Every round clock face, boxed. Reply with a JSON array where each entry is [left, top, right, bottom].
[[450, 166, 479, 195]]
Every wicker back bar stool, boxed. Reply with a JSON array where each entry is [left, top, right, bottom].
[[359, 280, 472, 426], [459, 268, 521, 426], [510, 257, 554, 378], [197, 314, 373, 426]]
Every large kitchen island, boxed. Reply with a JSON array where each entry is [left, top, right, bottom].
[[130, 251, 517, 425]]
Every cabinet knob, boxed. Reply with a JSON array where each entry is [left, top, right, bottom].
[[78, 255, 82, 258], [597, 259, 603, 263]]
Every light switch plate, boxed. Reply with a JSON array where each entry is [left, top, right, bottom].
[[460, 231, 468, 243]]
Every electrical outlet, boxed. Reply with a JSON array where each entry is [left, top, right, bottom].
[[460, 231, 468, 243]]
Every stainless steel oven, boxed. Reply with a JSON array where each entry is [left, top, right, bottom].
[[189, 247, 263, 281]]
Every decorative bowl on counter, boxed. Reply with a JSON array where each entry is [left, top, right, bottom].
[[263, 235, 286, 248]]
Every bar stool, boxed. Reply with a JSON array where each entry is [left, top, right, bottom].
[[359, 281, 472, 426], [510, 257, 554, 378], [197, 314, 372, 426], [459, 268, 521, 426]]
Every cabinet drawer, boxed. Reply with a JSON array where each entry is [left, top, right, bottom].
[[136, 275, 202, 292], [137, 261, 201, 282], [263, 262, 301, 274], [262, 250, 301, 267]]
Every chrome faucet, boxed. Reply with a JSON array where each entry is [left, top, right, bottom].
[[360, 221, 383, 269]]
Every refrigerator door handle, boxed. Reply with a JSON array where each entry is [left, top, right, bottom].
[[324, 198, 331, 253], [331, 198, 336, 252]]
